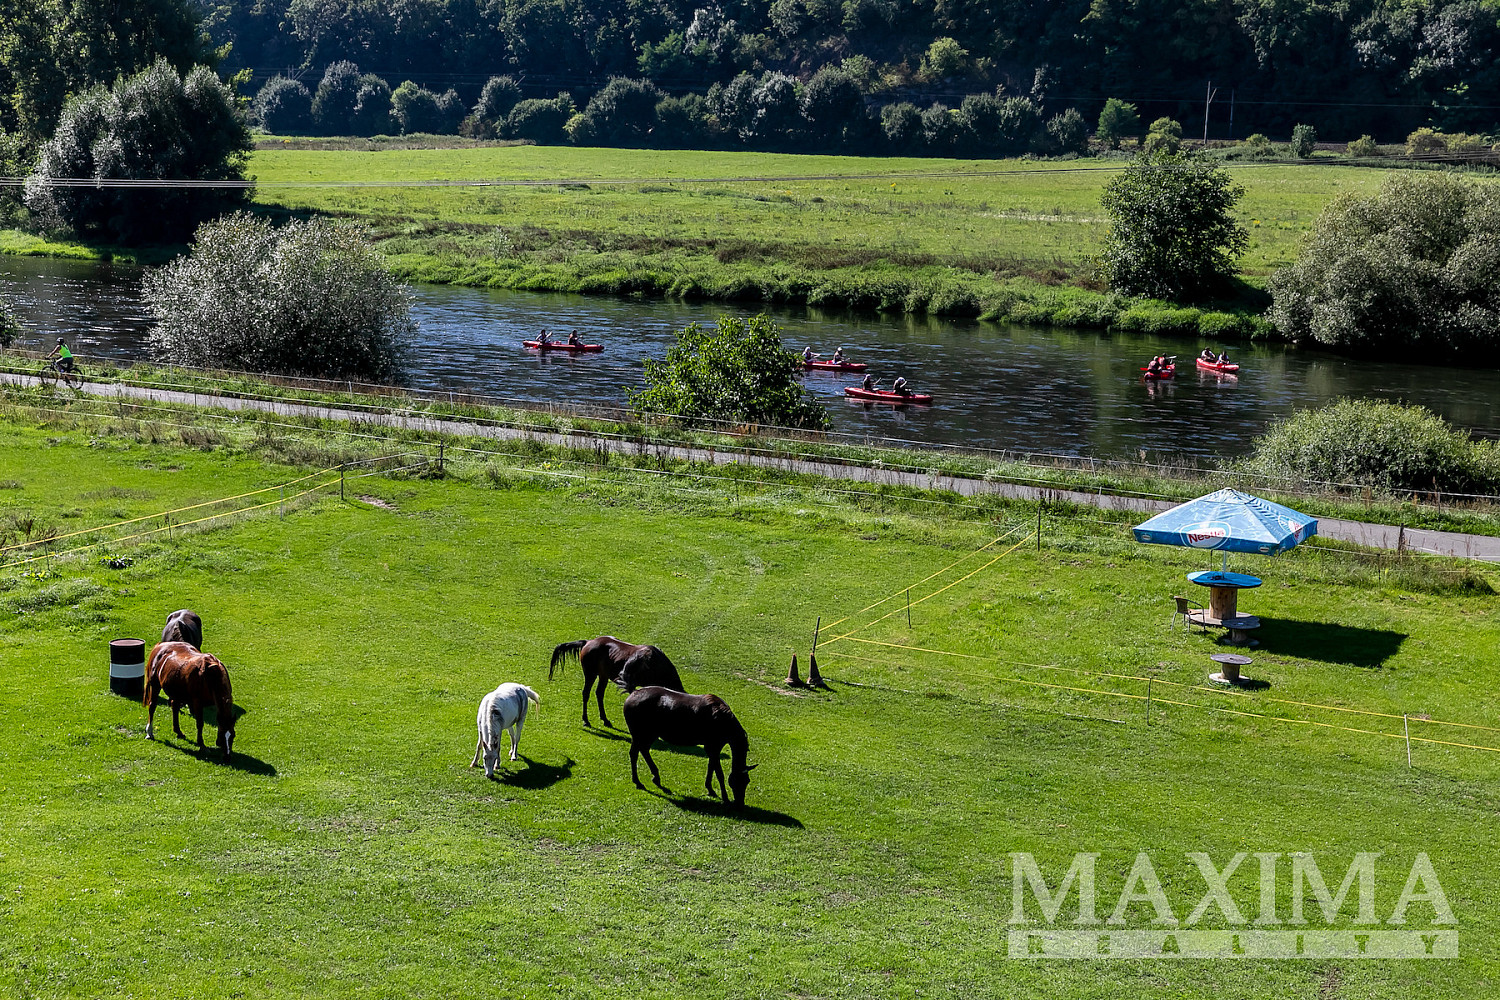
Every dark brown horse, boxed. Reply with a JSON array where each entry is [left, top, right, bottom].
[[162, 609, 203, 650], [623, 686, 756, 807], [144, 641, 235, 759], [550, 636, 686, 727]]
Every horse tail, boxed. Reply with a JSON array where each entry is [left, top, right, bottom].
[[525, 685, 541, 718], [142, 643, 164, 706], [549, 640, 586, 680]]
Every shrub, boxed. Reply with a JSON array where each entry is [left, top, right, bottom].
[[144, 213, 414, 381], [351, 75, 394, 136], [0, 296, 20, 348], [1244, 399, 1500, 494], [801, 67, 863, 145], [1098, 149, 1248, 299], [1290, 123, 1317, 158], [881, 102, 922, 150], [1266, 172, 1500, 360], [1348, 134, 1378, 158], [25, 59, 252, 245], [920, 37, 968, 80], [391, 81, 463, 135], [575, 77, 661, 147], [630, 313, 829, 429], [1096, 98, 1139, 150], [1142, 117, 1182, 154], [254, 77, 313, 134], [1046, 108, 1089, 155]]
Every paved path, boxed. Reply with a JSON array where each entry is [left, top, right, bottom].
[[11, 373, 1500, 563]]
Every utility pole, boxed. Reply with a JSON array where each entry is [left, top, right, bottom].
[[1202, 80, 1219, 146]]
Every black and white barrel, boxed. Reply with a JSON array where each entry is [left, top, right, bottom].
[[109, 638, 147, 698]]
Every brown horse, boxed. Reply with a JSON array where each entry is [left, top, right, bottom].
[[144, 641, 235, 759], [162, 609, 204, 650], [623, 686, 756, 807], [549, 636, 686, 727]]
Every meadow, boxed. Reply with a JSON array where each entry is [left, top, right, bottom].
[[1, 408, 1498, 997], [240, 145, 1394, 334]]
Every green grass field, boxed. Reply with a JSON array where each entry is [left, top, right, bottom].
[[237, 145, 1397, 333], [1, 413, 1497, 997]]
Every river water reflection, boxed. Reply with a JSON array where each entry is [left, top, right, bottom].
[[3, 255, 1497, 461]]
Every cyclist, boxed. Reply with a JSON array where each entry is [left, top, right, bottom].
[[47, 338, 78, 383]]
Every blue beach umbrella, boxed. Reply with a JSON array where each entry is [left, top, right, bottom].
[[1132, 488, 1317, 570]]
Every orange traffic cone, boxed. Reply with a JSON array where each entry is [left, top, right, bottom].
[[785, 653, 804, 687]]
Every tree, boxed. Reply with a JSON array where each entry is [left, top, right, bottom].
[[1267, 172, 1500, 360], [254, 77, 313, 134], [920, 37, 968, 79], [1047, 108, 1089, 155], [311, 61, 362, 134], [504, 96, 574, 144], [801, 67, 863, 146], [881, 102, 922, 150], [1098, 149, 1249, 299], [996, 96, 1044, 154], [143, 213, 414, 381], [630, 313, 829, 429], [654, 94, 710, 147], [1142, 116, 1183, 154], [391, 81, 463, 134], [1096, 98, 1139, 150], [25, 59, 252, 245], [0, 293, 21, 348], [469, 76, 523, 137], [920, 103, 960, 154], [1290, 123, 1317, 157], [1348, 134, 1379, 158], [575, 77, 661, 146], [750, 72, 802, 145], [351, 75, 394, 135]]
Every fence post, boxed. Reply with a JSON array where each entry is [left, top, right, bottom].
[[280, 485, 285, 518], [906, 588, 912, 628], [1146, 678, 1152, 726], [438, 441, 445, 474], [1036, 500, 1043, 552], [340, 464, 345, 501], [1404, 714, 1412, 768]]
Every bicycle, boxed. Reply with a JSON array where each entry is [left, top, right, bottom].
[[38, 359, 82, 390]]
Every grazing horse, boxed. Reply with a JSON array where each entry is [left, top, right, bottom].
[[144, 641, 235, 759], [623, 686, 756, 808], [549, 636, 686, 727], [470, 683, 541, 778], [161, 609, 204, 650]]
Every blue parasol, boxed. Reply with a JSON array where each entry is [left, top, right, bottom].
[[1132, 488, 1317, 570]]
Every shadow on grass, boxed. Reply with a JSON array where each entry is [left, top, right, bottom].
[[588, 729, 708, 757], [490, 755, 575, 790], [634, 785, 803, 827], [1254, 617, 1408, 668], [158, 737, 276, 776]]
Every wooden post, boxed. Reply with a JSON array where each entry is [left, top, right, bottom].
[[340, 464, 345, 501], [1404, 714, 1412, 769], [1036, 500, 1043, 552], [438, 441, 445, 474], [1146, 678, 1152, 726], [810, 616, 822, 657], [906, 588, 912, 628]]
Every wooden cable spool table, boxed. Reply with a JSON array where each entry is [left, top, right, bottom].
[[1185, 570, 1263, 626]]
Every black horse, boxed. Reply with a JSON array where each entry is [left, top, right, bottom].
[[550, 636, 686, 727], [623, 687, 755, 807], [162, 609, 204, 650]]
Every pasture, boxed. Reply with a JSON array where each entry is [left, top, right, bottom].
[[243, 145, 1391, 327], [1, 415, 1498, 998]]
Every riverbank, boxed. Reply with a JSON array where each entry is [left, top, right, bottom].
[[3, 147, 1394, 341], [6, 352, 1498, 548]]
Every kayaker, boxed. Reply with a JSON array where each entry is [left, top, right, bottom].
[[861, 374, 876, 391], [1146, 357, 1162, 376], [1216, 351, 1230, 364], [892, 376, 910, 396], [802, 346, 817, 362], [537, 329, 552, 346], [831, 347, 846, 364], [567, 330, 582, 346], [1200, 349, 1216, 362]]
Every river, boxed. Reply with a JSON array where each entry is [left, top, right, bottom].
[[3, 255, 1497, 461]]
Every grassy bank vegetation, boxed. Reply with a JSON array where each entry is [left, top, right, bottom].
[[0, 409, 1497, 997], [227, 147, 1390, 337], [6, 353, 1499, 540]]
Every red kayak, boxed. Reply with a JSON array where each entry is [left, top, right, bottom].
[[524, 340, 603, 352], [1196, 358, 1240, 373], [1141, 364, 1177, 380], [804, 360, 869, 372], [844, 386, 934, 405]]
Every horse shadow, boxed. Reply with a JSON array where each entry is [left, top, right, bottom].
[[490, 755, 575, 790], [161, 737, 277, 776], [640, 787, 803, 828], [587, 728, 708, 757], [1253, 617, 1407, 669]]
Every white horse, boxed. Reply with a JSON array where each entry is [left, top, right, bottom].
[[470, 683, 541, 777]]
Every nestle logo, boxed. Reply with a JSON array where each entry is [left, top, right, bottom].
[[1184, 521, 1231, 548]]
